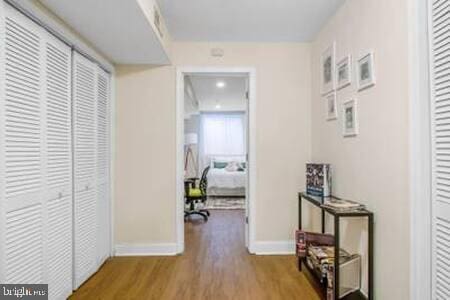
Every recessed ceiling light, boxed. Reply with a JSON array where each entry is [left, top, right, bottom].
[[216, 81, 226, 88], [215, 104, 221, 109]]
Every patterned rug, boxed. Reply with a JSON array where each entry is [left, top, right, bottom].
[[205, 197, 245, 210]]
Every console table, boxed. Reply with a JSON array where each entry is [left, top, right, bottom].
[[298, 192, 374, 300]]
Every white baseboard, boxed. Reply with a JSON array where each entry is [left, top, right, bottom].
[[114, 243, 178, 256], [115, 241, 295, 256], [252, 240, 296, 255]]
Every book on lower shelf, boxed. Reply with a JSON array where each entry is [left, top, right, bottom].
[[295, 230, 362, 299]]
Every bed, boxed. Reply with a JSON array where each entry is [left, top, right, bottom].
[[206, 157, 247, 197]]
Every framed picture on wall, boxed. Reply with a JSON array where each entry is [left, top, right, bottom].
[[342, 99, 358, 137], [321, 42, 336, 95], [326, 92, 337, 121], [336, 55, 352, 89], [357, 51, 376, 91]]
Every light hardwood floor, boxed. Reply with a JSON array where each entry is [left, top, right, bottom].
[[70, 210, 320, 300]]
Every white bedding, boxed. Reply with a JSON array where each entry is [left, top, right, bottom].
[[207, 168, 247, 189]]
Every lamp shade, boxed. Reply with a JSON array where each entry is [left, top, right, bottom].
[[184, 133, 198, 145]]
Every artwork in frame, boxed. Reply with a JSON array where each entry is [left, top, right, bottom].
[[357, 51, 376, 91], [336, 55, 352, 90], [321, 42, 336, 95], [326, 92, 337, 121], [342, 99, 358, 137]]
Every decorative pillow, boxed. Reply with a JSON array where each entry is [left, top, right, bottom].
[[237, 162, 247, 172], [225, 161, 239, 172], [213, 161, 228, 169]]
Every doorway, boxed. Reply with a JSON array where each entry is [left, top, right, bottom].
[[176, 67, 256, 254]]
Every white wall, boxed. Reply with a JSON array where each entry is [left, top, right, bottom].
[[115, 66, 177, 245], [114, 42, 312, 249], [184, 88, 198, 119], [310, 0, 410, 298]]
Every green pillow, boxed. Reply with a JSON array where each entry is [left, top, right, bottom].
[[213, 161, 228, 169]]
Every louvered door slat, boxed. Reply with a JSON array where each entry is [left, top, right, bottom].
[[1, 4, 75, 299], [74, 187, 97, 288], [73, 52, 98, 289], [0, 3, 45, 286], [73, 54, 96, 192], [431, 1, 450, 299], [44, 31, 73, 300], [1, 4, 111, 296], [46, 37, 71, 198], [97, 68, 110, 264], [97, 69, 109, 184]]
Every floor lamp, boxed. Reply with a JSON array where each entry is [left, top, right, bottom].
[[184, 133, 198, 177]]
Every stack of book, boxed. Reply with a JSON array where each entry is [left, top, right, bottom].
[[306, 245, 353, 281], [296, 231, 334, 259], [321, 198, 365, 212], [295, 230, 362, 299]]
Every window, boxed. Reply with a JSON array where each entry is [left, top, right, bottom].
[[200, 113, 246, 156]]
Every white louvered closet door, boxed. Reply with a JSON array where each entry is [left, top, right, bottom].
[[0, 3, 73, 299], [430, 0, 450, 299], [96, 67, 111, 265], [43, 30, 73, 299], [73, 52, 98, 289], [0, 3, 46, 285]]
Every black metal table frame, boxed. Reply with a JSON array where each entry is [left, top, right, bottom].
[[298, 192, 374, 300]]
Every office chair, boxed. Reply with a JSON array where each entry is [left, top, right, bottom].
[[184, 166, 211, 221]]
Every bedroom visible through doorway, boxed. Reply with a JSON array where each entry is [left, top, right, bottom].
[[181, 71, 251, 251]]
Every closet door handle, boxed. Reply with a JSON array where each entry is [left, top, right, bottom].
[[85, 185, 89, 191], [58, 192, 63, 199]]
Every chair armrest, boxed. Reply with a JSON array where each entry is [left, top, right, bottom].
[[184, 178, 198, 192], [185, 177, 199, 188], [186, 177, 199, 182]]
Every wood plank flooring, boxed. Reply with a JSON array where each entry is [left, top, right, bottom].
[[70, 210, 320, 300]]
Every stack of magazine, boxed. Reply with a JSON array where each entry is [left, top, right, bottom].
[[295, 230, 362, 299], [306, 245, 353, 281], [321, 198, 365, 212]]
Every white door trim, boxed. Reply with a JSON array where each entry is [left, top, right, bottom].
[[408, 0, 432, 299], [176, 66, 257, 254]]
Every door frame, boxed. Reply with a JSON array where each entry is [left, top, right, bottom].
[[409, 0, 432, 299], [176, 66, 257, 254]]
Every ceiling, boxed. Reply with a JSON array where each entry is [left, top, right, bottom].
[[159, 0, 345, 42], [40, 0, 170, 64], [188, 75, 247, 111]]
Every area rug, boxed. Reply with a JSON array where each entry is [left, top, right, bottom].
[[205, 197, 245, 210]]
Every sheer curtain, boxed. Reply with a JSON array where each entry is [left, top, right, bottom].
[[199, 113, 246, 168]]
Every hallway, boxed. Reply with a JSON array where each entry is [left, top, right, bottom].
[[70, 210, 319, 299]]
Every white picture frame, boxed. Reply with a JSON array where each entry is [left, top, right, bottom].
[[336, 55, 352, 90], [321, 42, 336, 95], [342, 99, 358, 137], [326, 92, 338, 121], [357, 51, 376, 91]]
